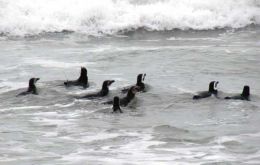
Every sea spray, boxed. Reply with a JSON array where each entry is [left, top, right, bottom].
[[0, 0, 259, 36]]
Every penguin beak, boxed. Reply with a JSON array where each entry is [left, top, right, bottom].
[[33, 78, 40, 84], [214, 81, 219, 90], [35, 78, 40, 83], [108, 80, 115, 86], [143, 73, 146, 81]]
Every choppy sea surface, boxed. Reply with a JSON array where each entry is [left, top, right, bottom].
[[0, 0, 260, 164]]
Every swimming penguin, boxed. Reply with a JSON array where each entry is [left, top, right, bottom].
[[17, 78, 40, 96], [77, 80, 115, 99], [122, 73, 146, 93], [112, 96, 123, 113], [225, 85, 250, 101], [106, 86, 140, 106], [64, 67, 89, 88], [193, 81, 219, 100], [121, 86, 140, 106]]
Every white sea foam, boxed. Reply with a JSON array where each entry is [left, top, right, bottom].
[[24, 58, 95, 68], [0, 0, 259, 36], [0, 80, 27, 94], [0, 105, 44, 112], [78, 132, 121, 143], [54, 102, 75, 108], [213, 135, 241, 144], [167, 37, 223, 41], [30, 117, 75, 126], [170, 85, 195, 94]]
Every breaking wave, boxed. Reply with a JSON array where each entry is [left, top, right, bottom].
[[0, 0, 259, 36]]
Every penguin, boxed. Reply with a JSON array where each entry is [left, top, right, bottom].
[[225, 85, 250, 101], [122, 73, 146, 93], [120, 86, 140, 106], [17, 78, 40, 96], [106, 86, 140, 106], [193, 81, 219, 100], [64, 67, 89, 88], [76, 80, 115, 99], [112, 96, 122, 113]]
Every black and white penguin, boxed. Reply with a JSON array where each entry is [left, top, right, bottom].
[[136, 73, 146, 91], [17, 78, 40, 96], [106, 86, 140, 106], [122, 73, 146, 93], [225, 85, 250, 101], [64, 67, 89, 88], [193, 81, 219, 100], [120, 86, 140, 106], [112, 96, 123, 113], [77, 80, 115, 99]]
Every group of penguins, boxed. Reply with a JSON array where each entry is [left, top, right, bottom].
[[193, 81, 250, 101], [17, 67, 145, 113], [17, 67, 251, 113]]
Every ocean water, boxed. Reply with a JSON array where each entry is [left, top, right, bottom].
[[0, 0, 260, 164]]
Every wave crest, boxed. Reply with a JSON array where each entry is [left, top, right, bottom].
[[0, 0, 259, 36]]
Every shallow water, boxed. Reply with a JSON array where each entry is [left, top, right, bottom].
[[0, 26, 260, 164]]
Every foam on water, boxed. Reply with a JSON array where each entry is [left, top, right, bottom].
[[24, 58, 95, 69], [0, 81, 27, 94], [30, 117, 76, 126], [0, 0, 259, 36], [78, 132, 121, 143], [0, 12, 259, 164], [0, 105, 44, 112], [54, 102, 75, 108], [167, 37, 222, 41]]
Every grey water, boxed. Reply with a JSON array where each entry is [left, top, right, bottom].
[[0, 27, 260, 165]]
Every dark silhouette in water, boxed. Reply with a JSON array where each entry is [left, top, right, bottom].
[[64, 67, 89, 88], [122, 73, 146, 93], [120, 86, 140, 106], [112, 96, 122, 113], [77, 80, 115, 99], [193, 81, 219, 99], [17, 78, 40, 96], [225, 85, 250, 101], [106, 86, 140, 106]]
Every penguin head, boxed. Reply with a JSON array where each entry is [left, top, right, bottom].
[[29, 78, 40, 87], [209, 81, 218, 93], [80, 67, 87, 76], [137, 74, 143, 84], [78, 67, 88, 84], [102, 80, 115, 89], [113, 96, 121, 112], [137, 73, 146, 84], [242, 85, 250, 98]]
